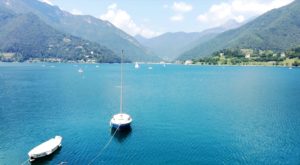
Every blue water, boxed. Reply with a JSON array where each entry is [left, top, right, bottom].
[[0, 63, 300, 164]]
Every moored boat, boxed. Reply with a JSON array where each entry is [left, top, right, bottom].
[[78, 68, 84, 73], [134, 62, 140, 69], [110, 50, 132, 130], [110, 113, 132, 129], [28, 136, 62, 162]]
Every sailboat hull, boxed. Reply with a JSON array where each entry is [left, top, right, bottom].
[[110, 113, 132, 130], [110, 122, 131, 129]]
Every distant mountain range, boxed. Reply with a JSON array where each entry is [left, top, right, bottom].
[[0, 0, 160, 62], [0, 7, 120, 63], [135, 20, 243, 61], [178, 0, 300, 60], [1, 0, 298, 63], [135, 32, 202, 61]]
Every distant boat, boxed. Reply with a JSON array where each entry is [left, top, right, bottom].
[[96, 65, 100, 68], [78, 68, 84, 73], [134, 62, 140, 69], [148, 66, 153, 70], [160, 61, 166, 67], [28, 136, 62, 162], [289, 66, 293, 69], [110, 50, 132, 130]]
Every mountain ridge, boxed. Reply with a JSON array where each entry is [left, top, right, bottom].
[[0, 8, 120, 63], [0, 0, 160, 62], [178, 0, 300, 60], [136, 19, 243, 61]]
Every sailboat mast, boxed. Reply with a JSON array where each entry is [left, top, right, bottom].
[[120, 50, 123, 114]]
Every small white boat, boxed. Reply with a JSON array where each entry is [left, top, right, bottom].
[[148, 66, 153, 70], [78, 68, 84, 73], [134, 62, 140, 69], [110, 113, 132, 129], [28, 136, 62, 162]]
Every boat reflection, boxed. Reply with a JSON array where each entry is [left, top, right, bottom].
[[111, 126, 132, 143]]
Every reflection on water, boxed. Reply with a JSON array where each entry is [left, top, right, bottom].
[[111, 127, 132, 143]]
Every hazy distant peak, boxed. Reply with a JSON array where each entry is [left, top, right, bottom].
[[221, 19, 240, 29]]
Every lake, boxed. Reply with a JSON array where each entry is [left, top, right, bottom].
[[0, 63, 300, 164]]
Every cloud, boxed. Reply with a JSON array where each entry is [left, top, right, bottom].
[[172, 2, 193, 13], [39, 0, 54, 6], [71, 9, 83, 15], [100, 3, 160, 38], [170, 15, 184, 21], [169, 1, 193, 22], [197, 0, 294, 29]]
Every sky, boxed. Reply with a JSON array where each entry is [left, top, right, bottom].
[[40, 0, 294, 38]]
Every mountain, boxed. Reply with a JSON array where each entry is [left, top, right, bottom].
[[136, 32, 202, 61], [0, 7, 120, 62], [0, 0, 160, 62], [178, 0, 300, 60], [201, 19, 243, 34], [136, 20, 242, 61]]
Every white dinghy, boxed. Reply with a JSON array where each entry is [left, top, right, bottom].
[[28, 136, 62, 162]]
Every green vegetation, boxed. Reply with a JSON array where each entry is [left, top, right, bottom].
[[0, 9, 121, 63], [193, 47, 300, 67], [178, 0, 300, 61], [0, 0, 160, 62]]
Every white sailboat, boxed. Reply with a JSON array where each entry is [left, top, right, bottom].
[[134, 62, 140, 69], [28, 136, 62, 162], [78, 68, 84, 73], [110, 50, 132, 129]]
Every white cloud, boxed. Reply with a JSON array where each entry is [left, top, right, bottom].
[[172, 2, 193, 12], [170, 15, 184, 21], [71, 9, 83, 15], [197, 0, 294, 29], [100, 3, 160, 38], [169, 1, 193, 22], [39, 0, 54, 6]]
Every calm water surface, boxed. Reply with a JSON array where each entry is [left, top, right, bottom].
[[0, 63, 300, 164]]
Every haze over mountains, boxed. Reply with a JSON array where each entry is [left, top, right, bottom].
[[178, 0, 300, 60], [0, 0, 160, 62], [136, 19, 243, 61]]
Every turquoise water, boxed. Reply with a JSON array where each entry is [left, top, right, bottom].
[[0, 63, 300, 164]]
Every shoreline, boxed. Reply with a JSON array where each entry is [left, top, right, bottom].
[[188, 63, 299, 68], [1, 61, 299, 68]]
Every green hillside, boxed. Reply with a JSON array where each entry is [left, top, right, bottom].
[[0, 9, 120, 63], [178, 0, 300, 60], [0, 0, 160, 62]]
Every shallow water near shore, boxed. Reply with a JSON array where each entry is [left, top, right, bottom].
[[0, 63, 300, 164]]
